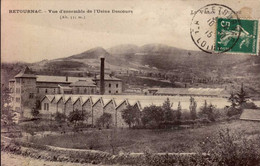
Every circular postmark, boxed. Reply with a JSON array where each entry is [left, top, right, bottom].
[[190, 4, 241, 54]]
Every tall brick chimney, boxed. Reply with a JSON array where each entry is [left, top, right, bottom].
[[100, 57, 105, 95]]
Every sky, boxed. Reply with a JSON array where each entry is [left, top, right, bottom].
[[1, 0, 260, 63]]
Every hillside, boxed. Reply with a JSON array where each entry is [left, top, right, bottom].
[[67, 47, 110, 59], [29, 44, 259, 75], [2, 43, 260, 98], [106, 43, 256, 71]]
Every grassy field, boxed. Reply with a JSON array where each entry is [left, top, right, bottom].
[[29, 120, 260, 154]]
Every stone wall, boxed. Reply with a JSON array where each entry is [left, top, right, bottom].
[[38, 87, 59, 95], [71, 86, 96, 94], [96, 80, 123, 94], [116, 101, 129, 128], [64, 99, 73, 116], [82, 100, 92, 125], [73, 99, 82, 111], [20, 78, 37, 119], [50, 100, 57, 114], [103, 101, 117, 127], [40, 97, 51, 116], [92, 100, 104, 127], [57, 99, 64, 114]]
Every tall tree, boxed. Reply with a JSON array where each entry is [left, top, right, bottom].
[[236, 83, 248, 106], [176, 101, 182, 120], [228, 91, 238, 108], [162, 98, 174, 121], [189, 97, 197, 120], [55, 112, 67, 124], [141, 105, 164, 127], [121, 105, 140, 128], [96, 113, 112, 128], [200, 101, 216, 121], [68, 109, 85, 127]]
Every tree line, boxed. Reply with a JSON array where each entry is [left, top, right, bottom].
[[121, 84, 259, 129]]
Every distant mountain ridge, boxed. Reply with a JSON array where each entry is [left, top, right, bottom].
[[30, 43, 259, 73], [108, 44, 139, 55], [2, 43, 259, 99], [68, 47, 110, 59]]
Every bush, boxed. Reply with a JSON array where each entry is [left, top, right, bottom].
[[227, 107, 242, 117], [96, 113, 112, 128], [19, 120, 70, 133], [68, 110, 85, 123], [199, 101, 217, 122], [31, 107, 40, 118], [122, 105, 141, 128], [143, 120, 158, 129], [141, 105, 164, 128], [55, 112, 67, 124], [198, 128, 260, 166], [181, 120, 195, 125], [158, 120, 182, 129], [181, 111, 191, 120]]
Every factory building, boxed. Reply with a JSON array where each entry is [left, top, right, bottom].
[[8, 58, 122, 120], [39, 94, 230, 128]]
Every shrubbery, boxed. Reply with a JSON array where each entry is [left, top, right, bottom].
[[227, 84, 259, 117], [96, 113, 112, 128], [121, 84, 259, 129], [198, 100, 219, 122], [122, 105, 141, 128], [198, 128, 260, 166], [141, 105, 164, 128], [55, 112, 67, 124], [123, 97, 236, 129]]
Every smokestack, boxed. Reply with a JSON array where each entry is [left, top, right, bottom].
[[100, 57, 105, 95]]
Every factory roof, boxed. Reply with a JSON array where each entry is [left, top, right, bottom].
[[51, 95, 63, 103], [69, 80, 96, 87], [94, 75, 121, 81], [58, 85, 72, 90], [15, 66, 37, 78], [36, 75, 94, 83], [153, 88, 229, 97], [41, 95, 55, 102], [41, 94, 227, 111], [37, 84, 60, 88], [104, 99, 117, 108]]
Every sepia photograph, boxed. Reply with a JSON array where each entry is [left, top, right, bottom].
[[1, 0, 260, 165]]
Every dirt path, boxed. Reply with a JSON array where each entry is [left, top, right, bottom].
[[1, 152, 120, 166]]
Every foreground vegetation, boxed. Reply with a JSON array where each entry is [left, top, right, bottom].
[[1, 152, 108, 166], [2, 120, 260, 165], [27, 120, 260, 154]]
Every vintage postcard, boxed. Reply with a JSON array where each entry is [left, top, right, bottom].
[[1, 0, 260, 165]]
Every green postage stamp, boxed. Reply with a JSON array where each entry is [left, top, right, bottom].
[[216, 18, 258, 55]]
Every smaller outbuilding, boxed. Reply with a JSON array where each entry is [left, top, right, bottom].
[[240, 109, 260, 121]]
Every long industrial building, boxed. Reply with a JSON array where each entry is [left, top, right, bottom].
[[40, 94, 230, 128]]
